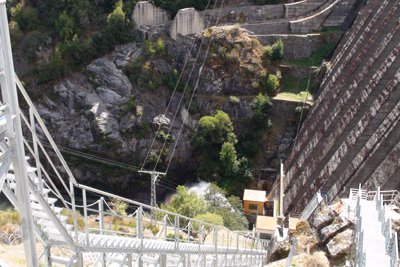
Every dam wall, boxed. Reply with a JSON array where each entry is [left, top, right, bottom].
[[269, 0, 400, 214]]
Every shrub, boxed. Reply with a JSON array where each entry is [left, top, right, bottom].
[[156, 130, 172, 142], [55, 11, 77, 41], [35, 50, 65, 84], [109, 198, 128, 216], [144, 222, 160, 235], [167, 233, 183, 241], [265, 73, 280, 96], [61, 209, 85, 231], [262, 45, 273, 62], [272, 39, 284, 61], [0, 209, 19, 227], [14, 4, 40, 32], [229, 96, 240, 104]]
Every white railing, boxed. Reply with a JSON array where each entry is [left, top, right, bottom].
[[285, 238, 298, 267], [73, 183, 267, 254], [375, 188, 400, 267]]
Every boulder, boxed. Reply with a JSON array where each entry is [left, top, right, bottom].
[[63, 117, 94, 150], [326, 228, 353, 258], [153, 114, 170, 127], [320, 219, 351, 243], [96, 87, 127, 106], [312, 210, 335, 230], [87, 58, 132, 96]]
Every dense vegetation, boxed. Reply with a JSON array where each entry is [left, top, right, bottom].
[[161, 184, 248, 230], [7, 0, 136, 83]]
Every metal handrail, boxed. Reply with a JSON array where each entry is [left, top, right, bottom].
[[75, 183, 267, 253], [15, 76, 77, 185]]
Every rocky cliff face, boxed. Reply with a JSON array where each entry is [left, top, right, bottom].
[[30, 26, 298, 200]]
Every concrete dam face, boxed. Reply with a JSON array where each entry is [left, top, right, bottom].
[[272, 0, 400, 214]]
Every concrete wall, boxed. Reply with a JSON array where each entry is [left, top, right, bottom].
[[132, 1, 169, 28], [201, 4, 284, 25], [257, 31, 342, 60], [269, 0, 400, 214], [284, 0, 327, 18], [170, 8, 205, 40]]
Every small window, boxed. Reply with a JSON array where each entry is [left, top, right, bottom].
[[260, 233, 272, 240], [249, 204, 258, 210]]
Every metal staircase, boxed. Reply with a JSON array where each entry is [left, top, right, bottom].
[[0, 1, 267, 266], [351, 187, 399, 267]]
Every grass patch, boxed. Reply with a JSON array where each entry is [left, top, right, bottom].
[[285, 42, 337, 67], [274, 91, 313, 104]]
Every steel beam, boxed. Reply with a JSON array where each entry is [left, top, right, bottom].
[[0, 1, 37, 265]]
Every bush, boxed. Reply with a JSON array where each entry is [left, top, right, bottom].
[[61, 209, 85, 231], [35, 49, 65, 84], [272, 39, 284, 61], [229, 96, 240, 104], [0, 209, 19, 228], [265, 73, 280, 96], [109, 198, 128, 216], [55, 11, 77, 41], [14, 4, 40, 32], [144, 222, 160, 235], [262, 45, 273, 62]]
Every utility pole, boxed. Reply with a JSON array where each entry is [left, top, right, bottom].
[[279, 160, 284, 218], [138, 170, 166, 207], [0, 1, 37, 265]]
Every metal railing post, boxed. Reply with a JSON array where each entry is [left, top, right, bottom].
[[70, 180, 78, 243], [29, 107, 43, 193], [174, 215, 180, 251], [99, 197, 106, 267], [214, 227, 218, 267], [137, 206, 143, 241], [163, 215, 168, 240], [82, 188, 89, 247]]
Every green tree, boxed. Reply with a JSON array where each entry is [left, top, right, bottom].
[[252, 93, 272, 115], [265, 74, 280, 96], [161, 186, 207, 219], [262, 45, 273, 63], [219, 142, 239, 178], [55, 11, 76, 41], [102, 0, 133, 51], [14, 4, 40, 31], [272, 39, 284, 61], [196, 110, 237, 149], [204, 184, 249, 230]]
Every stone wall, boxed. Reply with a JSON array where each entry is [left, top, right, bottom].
[[132, 1, 169, 28], [284, 0, 327, 18], [170, 8, 205, 40], [201, 4, 284, 25], [269, 0, 400, 214], [257, 31, 342, 60]]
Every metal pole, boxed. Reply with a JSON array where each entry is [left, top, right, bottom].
[[0, 1, 38, 265], [44, 246, 51, 267], [151, 172, 158, 207], [99, 198, 106, 267], [29, 108, 42, 193], [174, 215, 179, 251], [280, 160, 284, 218], [82, 188, 89, 247], [70, 180, 78, 243], [214, 228, 218, 267]]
